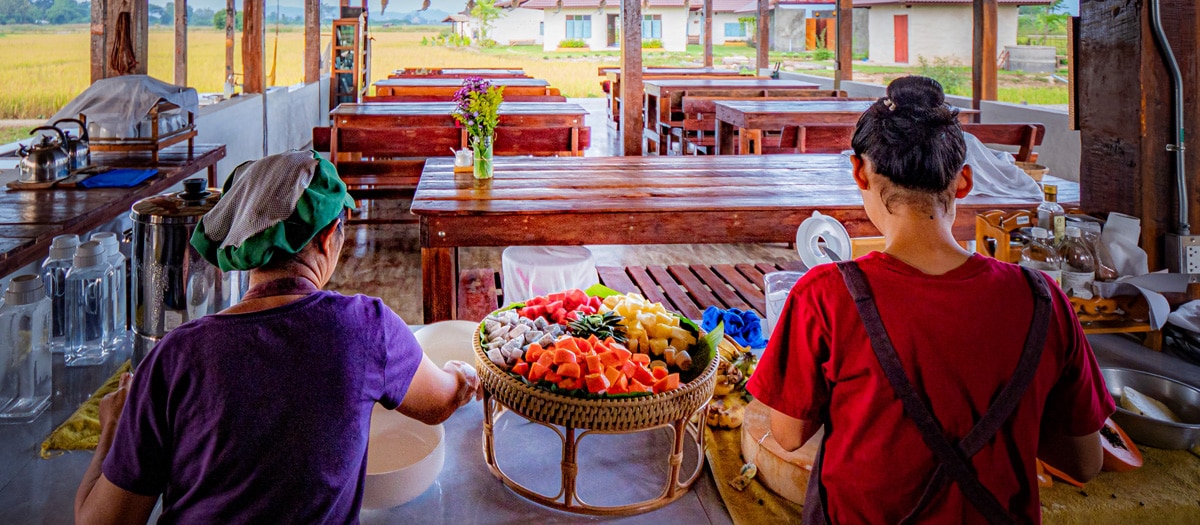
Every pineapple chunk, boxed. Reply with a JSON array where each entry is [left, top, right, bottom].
[[636, 313, 658, 330], [648, 338, 669, 356], [655, 311, 679, 327], [648, 322, 675, 340], [627, 337, 640, 354], [638, 333, 651, 354], [668, 326, 696, 346]]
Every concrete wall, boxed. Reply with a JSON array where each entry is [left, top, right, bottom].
[[540, 7, 688, 51], [866, 5, 1019, 65], [489, 7, 544, 45], [772, 7, 807, 52]]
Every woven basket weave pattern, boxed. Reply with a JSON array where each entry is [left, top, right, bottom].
[[474, 329, 718, 432]]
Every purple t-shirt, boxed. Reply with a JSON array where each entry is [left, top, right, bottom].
[[103, 292, 423, 524]]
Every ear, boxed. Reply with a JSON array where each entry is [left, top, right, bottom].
[[954, 164, 974, 199], [314, 218, 342, 256], [850, 155, 870, 191]]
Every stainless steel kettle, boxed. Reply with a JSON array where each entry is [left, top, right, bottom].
[[52, 118, 90, 172], [17, 126, 70, 183]]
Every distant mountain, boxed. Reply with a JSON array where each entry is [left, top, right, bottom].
[[377, 8, 450, 23]]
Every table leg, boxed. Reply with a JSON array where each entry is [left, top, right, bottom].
[[422, 246, 457, 323], [207, 165, 217, 187], [743, 128, 763, 155], [716, 120, 735, 156], [738, 127, 752, 156]]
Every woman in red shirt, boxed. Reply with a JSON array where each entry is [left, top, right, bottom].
[[746, 76, 1113, 524]]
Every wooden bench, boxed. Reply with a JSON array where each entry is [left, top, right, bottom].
[[455, 261, 808, 321], [363, 95, 568, 103], [775, 123, 1047, 162], [312, 126, 425, 224], [322, 125, 591, 160], [670, 93, 856, 155]]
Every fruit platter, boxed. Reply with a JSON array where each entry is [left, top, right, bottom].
[[474, 287, 721, 432]]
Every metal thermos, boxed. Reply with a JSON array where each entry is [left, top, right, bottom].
[[129, 178, 248, 368]]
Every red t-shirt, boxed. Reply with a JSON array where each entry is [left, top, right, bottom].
[[747, 252, 1114, 524]]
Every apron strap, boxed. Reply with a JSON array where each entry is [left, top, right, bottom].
[[835, 261, 1052, 525], [241, 277, 320, 302]]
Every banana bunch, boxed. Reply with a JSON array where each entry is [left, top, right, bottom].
[[706, 395, 747, 429], [707, 338, 760, 429]]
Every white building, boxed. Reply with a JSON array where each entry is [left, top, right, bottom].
[[686, 0, 751, 46], [511, 0, 692, 52], [486, 3, 546, 46], [855, 0, 1048, 65]]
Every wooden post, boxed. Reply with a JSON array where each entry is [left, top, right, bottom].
[[756, 0, 769, 73], [972, 0, 998, 115], [620, 0, 644, 156], [1077, 0, 1200, 270], [243, 0, 264, 94], [174, 0, 187, 86], [90, 0, 107, 83], [225, 0, 234, 91], [304, 0, 320, 84], [134, 0, 148, 74], [703, 0, 713, 68], [834, 0, 853, 88]]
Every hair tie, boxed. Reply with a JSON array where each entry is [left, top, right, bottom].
[[882, 98, 898, 112]]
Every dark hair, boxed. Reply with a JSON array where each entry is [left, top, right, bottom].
[[851, 76, 966, 213]]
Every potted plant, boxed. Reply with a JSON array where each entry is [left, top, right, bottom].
[[452, 77, 505, 180]]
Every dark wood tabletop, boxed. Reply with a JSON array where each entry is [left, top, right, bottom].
[[331, 102, 586, 118], [374, 78, 550, 88], [600, 67, 743, 77], [0, 143, 226, 277], [643, 78, 819, 91], [411, 154, 1078, 322]]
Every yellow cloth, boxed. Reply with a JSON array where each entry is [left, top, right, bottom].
[[704, 426, 804, 524], [39, 361, 131, 459], [706, 424, 1200, 525]]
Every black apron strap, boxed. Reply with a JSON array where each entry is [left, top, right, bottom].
[[802, 425, 830, 525], [834, 261, 1052, 525]]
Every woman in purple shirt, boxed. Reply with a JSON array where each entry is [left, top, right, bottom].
[[75, 151, 481, 524]]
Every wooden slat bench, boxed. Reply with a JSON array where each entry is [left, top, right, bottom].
[[670, 93, 856, 155], [454, 262, 808, 321], [776, 122, 1047, 162]]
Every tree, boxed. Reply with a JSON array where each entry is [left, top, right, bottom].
[[0, 0, 39, 24], [470, 0, 500, 45], [192, 7, 214, 26], [1034, 0, 1068, 45], [44, 0, 85, 23], [212, 9, 242, 31]]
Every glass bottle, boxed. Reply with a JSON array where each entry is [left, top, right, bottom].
[[1020, 227, 1063, 286], [65, 240, 112, 367], [1037, 184, 1066, 245], [0, 274, 53, 423], [40, 234, 78, 354], [1059, 227, 1096, 300], [90, 232, 127, 350]]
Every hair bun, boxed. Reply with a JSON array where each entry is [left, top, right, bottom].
[[886, 76, 946, 110]]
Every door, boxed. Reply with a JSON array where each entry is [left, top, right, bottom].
[[608, 14, 619, 47], [894, 15, 909, 63]]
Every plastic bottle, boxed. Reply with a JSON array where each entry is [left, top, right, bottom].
[[90, 232, 127, 350], [1037, 184, 1066, 245], [0, 274, 53, 423], [1059, 227, 1096, 300], [1020, 227, 1063, 286], [40, 234, 78, 354], [65, 241, 112, 367]]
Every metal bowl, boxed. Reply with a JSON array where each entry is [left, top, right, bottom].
[[1101, 368, 1200, 450]]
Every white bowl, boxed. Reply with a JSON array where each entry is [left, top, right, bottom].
[[414, 321, 479, 367], [361, 404, 445, 509]]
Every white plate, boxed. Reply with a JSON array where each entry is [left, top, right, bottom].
[[413, 321, 479, 367]]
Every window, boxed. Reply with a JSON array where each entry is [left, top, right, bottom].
[[539, 22, 544, 36], [566, 15, 592, 39], [642, 14, 662, 40], [724, 22, 746, 38]]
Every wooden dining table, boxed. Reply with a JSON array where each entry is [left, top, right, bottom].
[[643, 79, 820, 153], [389, 68, 529, 79], [712, 99, 978, 155], [329, 102, 590, 158], [410, 154, 1079, 322], [599, 68, 747, 126], [374, 78, 552, 97]]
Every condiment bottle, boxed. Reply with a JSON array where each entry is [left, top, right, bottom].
[[0, 274, 53, 423], [1059, 227, 1096, 300], [65, 240, 112, 367], [90, 232, 127, 350], [1037, 185, 1066, 245], [1020, 227, 1063, 286], [40, 234, 78, 353]]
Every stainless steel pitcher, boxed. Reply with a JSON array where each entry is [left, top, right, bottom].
[[129, 178, 248, 368]]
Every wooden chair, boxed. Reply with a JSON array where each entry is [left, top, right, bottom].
[[669, 93, 854, 155], [782, 123, 1047, 162], [362, 95, 568, 103]]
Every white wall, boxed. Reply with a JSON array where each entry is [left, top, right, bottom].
[[540, 7, 688, 52], [686, 12, 747, 45], [866, 5, 1019, 65], [489, 7, 544, 45]]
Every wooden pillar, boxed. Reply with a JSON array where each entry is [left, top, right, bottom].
[[703, 0, 713, 68], [174, 0, 187, 86], [304, 0, 320, 84], [620, 0, 644, 156], [972, 0, 998, 114], [243, 0, 264, 94], [756, 0, 769, 72], [224, 0, 235, 91], [1078, 0, 1200, 270], [834, 0, 853, 88], [134, 0, 148, 74], [90, 0, 107, 83]]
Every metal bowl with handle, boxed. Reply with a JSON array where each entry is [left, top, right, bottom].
[[1100, 367, 1200, 450]]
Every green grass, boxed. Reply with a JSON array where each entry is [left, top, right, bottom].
[[0, 126, 34, 144]]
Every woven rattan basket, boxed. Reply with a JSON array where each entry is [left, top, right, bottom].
[[473, 329, 719, 432]]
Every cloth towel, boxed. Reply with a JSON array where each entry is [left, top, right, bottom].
[[702, 306, 767, 349], [46, 75, 199, 139], [202, 151, 318, 250], [963, 132, 1044, 200], [78, 168, 158, 189]]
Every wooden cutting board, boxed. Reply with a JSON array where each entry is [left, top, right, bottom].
[[740, 399, 823, 505]]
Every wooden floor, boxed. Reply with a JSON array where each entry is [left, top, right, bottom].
[[327, 204, 800, 325]]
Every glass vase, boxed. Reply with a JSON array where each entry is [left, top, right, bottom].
[[473, 135, 494, 180]]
